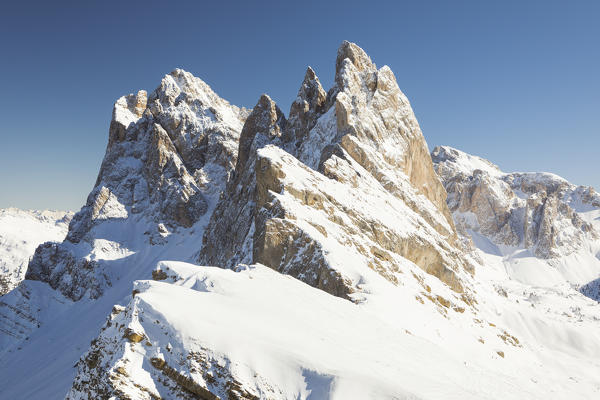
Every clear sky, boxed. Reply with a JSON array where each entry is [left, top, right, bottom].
[[1, 0, 598, 211]]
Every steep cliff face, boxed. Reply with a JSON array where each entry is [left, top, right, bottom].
[[24, 70, 248, 301], [200, 41, 469, 296], [72, 69, 248, 241], [432, 146, 598, 259]]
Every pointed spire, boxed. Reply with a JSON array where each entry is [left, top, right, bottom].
[[235, 94, 286, 174], [335, 40, 375, 77], [296, 66, 326, 114], [283, 67, 328, 148]]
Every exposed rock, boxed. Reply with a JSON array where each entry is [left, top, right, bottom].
[[123, 328, 145, 343], [325, 42, 456, 239], [26, 242, 106, 300], [6, 41, 600, 400], [282, 66, 327, 149], [67, 283, 264, 400], [108, 90, 147, 148], [199, 94, 286, 268]]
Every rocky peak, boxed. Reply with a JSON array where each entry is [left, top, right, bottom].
[[324, 42, 456, 239], [236, 94, 286, 174], [283, 67, 327, 148], [200, 41, 471, 296], [335, 40, 376, 78], [146, 68, 248, 172], [108, 90, 147, 148], [27, 70, 247, 300], [26, 42, 470, 302], [297, 66, 327, 110]]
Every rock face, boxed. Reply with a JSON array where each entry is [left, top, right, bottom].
[[25, 69, 248, 300], [432, 146, 598, 258], [0, 208, 72, 295], [200, 41, 469, 297]]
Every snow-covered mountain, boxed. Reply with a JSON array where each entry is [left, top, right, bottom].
[[0, 208, 72, 295], [1, 42, 600, 399], [432, 145, 600, 289]]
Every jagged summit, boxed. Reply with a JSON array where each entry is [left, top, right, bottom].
[[25, 68, 249, 300], [284, 66, 327, 148], [235, 93, 286, 173], [199, 40, 470, 295], [335, 40, 376, 77], [21, 41, 470, 303]]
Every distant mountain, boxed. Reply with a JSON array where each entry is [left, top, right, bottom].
[[1, 42, 599, 400], [0, 208, 72, 295]]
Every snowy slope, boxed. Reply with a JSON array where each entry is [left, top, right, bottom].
[[0, 208, 72, 295], [66, 260, 600, 399]]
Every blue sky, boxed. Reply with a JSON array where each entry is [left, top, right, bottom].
[[1, 0, 598, 210]]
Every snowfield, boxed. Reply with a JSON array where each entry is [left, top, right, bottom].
[[65, 260, 600, 399]]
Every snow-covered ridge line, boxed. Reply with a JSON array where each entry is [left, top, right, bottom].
[[68, 259, 600, 399]]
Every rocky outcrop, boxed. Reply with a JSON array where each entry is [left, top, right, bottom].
[[69, 69, 248, 241], [199, 94, 287, 269], [66, 277, 266, 400], [324, 42, 455, 237], [5, 39, 600, 400], [282, 66, 328, 150], [21, 42, 466, 303], [432, 145, 598, 258], [253, 146, 466, 295]]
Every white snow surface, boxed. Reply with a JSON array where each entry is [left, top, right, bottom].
[[65, 260, 600, 399]]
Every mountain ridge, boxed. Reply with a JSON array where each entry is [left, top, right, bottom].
[[1, 42, 599, 400]]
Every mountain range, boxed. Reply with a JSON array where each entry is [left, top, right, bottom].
[[1, 41, 599, 400]]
